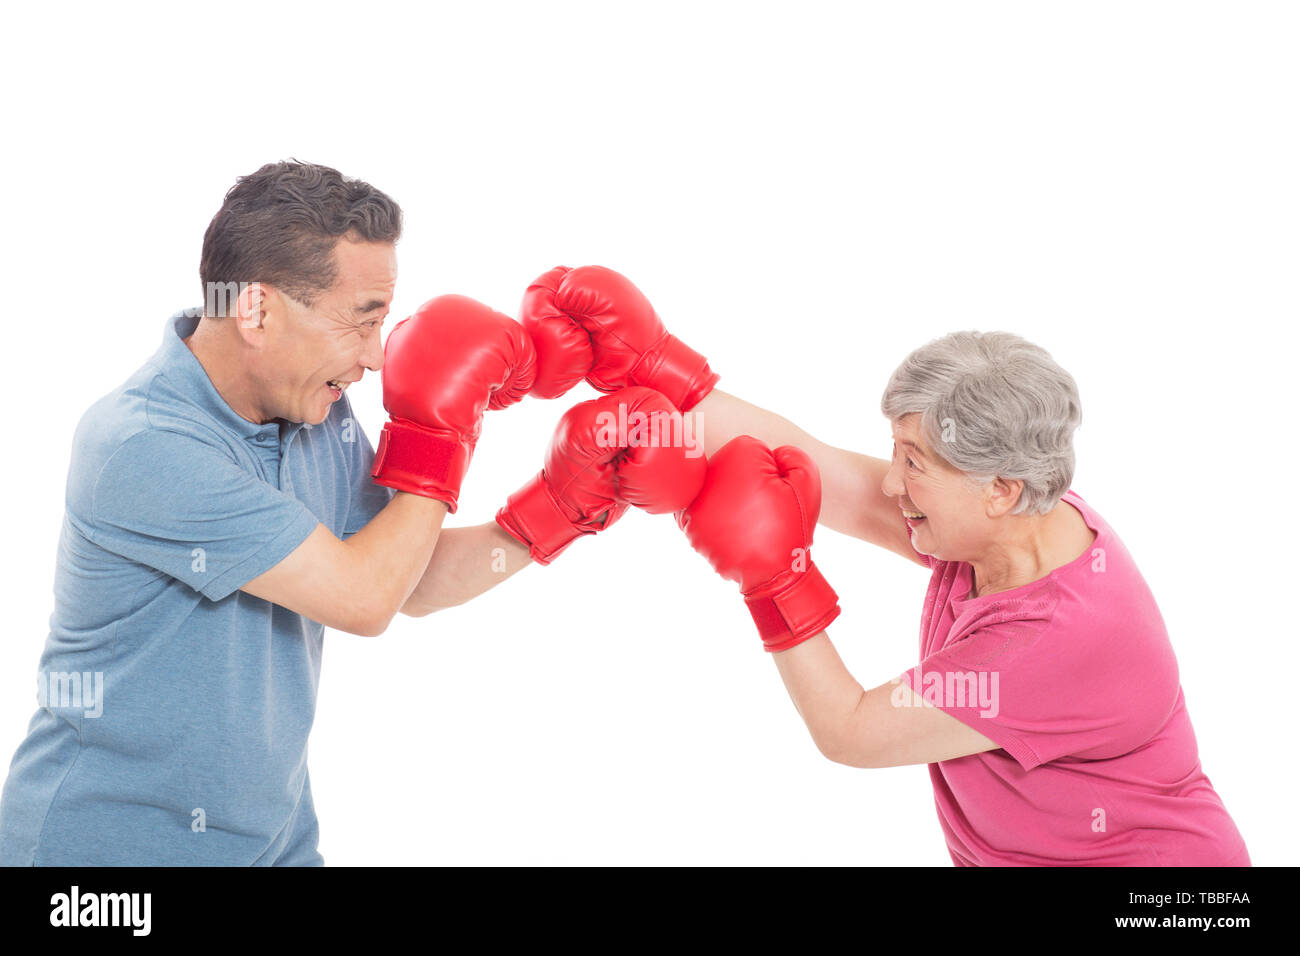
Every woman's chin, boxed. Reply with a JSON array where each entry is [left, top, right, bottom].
[[908, 521, 948, 560]]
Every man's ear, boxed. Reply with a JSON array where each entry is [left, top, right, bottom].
[[233, 282, 269, 342]]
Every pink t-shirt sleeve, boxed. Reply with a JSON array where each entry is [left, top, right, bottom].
[[900, 500, 1181, 772], [897, 492, 1247, 865], [901, 580, 1179, 771]]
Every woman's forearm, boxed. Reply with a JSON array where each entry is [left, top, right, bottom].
[[771, 633, 870, 763], [694, 389, 825, 457], [693, 390, 917, 557]]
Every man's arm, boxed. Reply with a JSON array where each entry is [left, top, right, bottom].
[[248, 295, 538, 637], [693, 389, 926, 565], [400, 522, 532, 616], [242, 492, 446, 637], [400, 385, 708, 616], [772, 633, 999, 768]]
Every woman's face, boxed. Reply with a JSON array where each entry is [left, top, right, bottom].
[[882, 414, 993, 562]]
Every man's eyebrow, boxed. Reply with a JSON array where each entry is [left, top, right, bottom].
[[354, 299, 389, 315], [896, 439, 927, 458]]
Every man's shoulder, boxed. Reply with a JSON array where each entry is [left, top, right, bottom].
[[76, 362, 221, 452], [66, 362, 242, 514]]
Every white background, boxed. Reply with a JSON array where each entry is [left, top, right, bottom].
[[0, 1, 1295, 865]]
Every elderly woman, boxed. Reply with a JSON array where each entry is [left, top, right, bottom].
[[522, 265, 1250, 867]]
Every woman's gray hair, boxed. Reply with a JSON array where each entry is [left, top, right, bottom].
[[880, 331, 1082, 516]]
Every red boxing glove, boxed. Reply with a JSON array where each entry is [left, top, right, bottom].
[[676, 435, 841, 652], [498, 386, 707, 564], [522, 265, 720, 410], [372, 295, 536, 511]]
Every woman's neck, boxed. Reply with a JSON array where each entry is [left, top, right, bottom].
[[967, 502, 1092, 598]]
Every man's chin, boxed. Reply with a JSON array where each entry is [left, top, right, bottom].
[[285, 403, 332, 427]]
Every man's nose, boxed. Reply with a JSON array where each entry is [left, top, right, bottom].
[[364, 330, 385, 373]]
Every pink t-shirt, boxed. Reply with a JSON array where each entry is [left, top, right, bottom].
[[900, 490, 1249, 866]]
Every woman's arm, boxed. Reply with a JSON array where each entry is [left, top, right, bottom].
[[518, 266, 923, 564], [677, 435, 986, 765], [693, 389, 927, 566], [773, 633, 999, 767]]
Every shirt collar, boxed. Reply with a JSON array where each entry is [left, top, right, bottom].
[[158, 309, 306, 445]]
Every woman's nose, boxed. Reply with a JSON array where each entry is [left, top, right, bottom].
[[881, 457, 905, 498]]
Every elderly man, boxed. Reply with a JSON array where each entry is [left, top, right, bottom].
[[0, 164, 702, 865], [524, 265, 1250, 866]]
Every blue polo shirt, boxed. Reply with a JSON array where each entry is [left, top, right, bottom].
[[0, 309, 393, 865]]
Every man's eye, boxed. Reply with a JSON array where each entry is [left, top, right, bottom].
[[906, 457, 918, 469]]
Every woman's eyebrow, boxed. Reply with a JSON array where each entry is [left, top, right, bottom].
[[895, 439, 925, 458]]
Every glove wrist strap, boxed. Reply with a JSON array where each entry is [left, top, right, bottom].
[[371, 419, 471, 513], [743, 562, 842, 653], [496, 473, 583, 565], [632, 334, 720, 412]]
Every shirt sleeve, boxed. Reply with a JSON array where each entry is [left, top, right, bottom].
[[339, 412, 394, 539], [86, 428, 322, 602], [899, 616, 1050, 771], [897, 580, 1169, 772]]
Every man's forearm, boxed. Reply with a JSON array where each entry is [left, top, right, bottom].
[[243, 490, 447, 637], [402, 522, 533, 615]]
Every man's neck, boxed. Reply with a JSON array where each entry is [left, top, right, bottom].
[[184, 319, 272, 425]]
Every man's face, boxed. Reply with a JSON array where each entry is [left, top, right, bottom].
[[261, 239, 397, 425]]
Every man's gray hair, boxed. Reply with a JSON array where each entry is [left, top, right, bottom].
[[200, 160, 402, 316], [879, 331, 1082, 516]]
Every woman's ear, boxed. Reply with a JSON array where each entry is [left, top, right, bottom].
[[985, 476, 1024, 519]]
